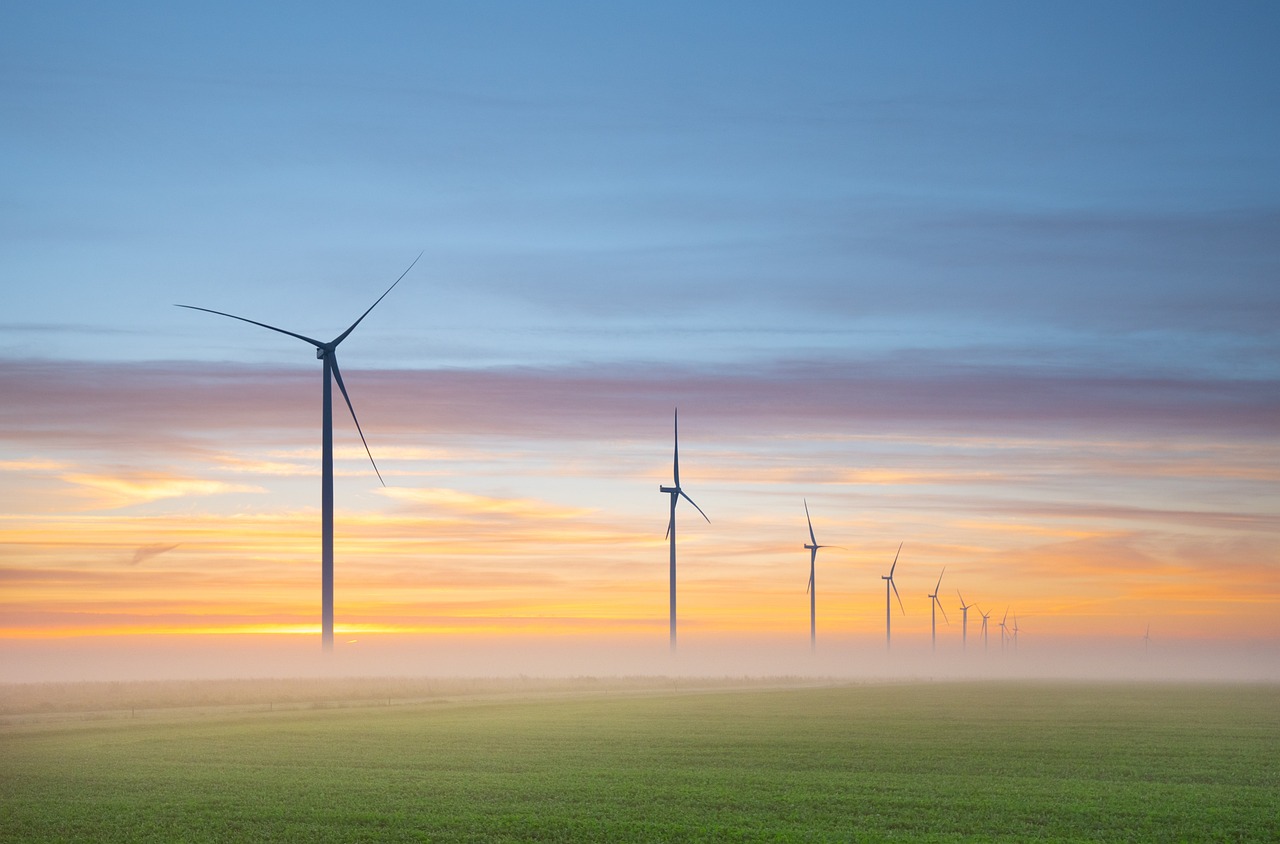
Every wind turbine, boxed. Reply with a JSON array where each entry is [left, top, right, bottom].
[[659, 409, 709, 653], [882, 543, 905, 651], [177, 254, 419, 652], [928, 567, 949, 653], [1143, 623, 1151, 657], [1012, 616, 1020, 653], [802, 499, 841, 653], [998, 607, 1010, 654], [957, 591, 975, 651], [979, 607, 990, 653]]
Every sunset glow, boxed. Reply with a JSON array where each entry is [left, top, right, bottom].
[[3, 3, 1277, 681]]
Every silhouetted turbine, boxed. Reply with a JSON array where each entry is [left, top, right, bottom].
[[957, 591, 975, 652], [803, 499, 841, 653], [882, 543, 905, 651], [998, 607, 1010, 654], [176, 254, 419, 652], [928, 566, 949, 653], [979, 607, 990, 653], [659, 408, 709, 653]]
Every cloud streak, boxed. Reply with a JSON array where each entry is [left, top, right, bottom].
[[4, 357, 1276, 447]]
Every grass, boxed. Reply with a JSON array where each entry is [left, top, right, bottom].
[[2, 679, 1277, 842]]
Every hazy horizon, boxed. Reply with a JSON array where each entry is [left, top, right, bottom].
[[4, 630, 1276, 685]]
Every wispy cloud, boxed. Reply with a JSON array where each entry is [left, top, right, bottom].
[[130, 543, 179, 565], [377, 486, 592, 520], [59, 472, 264, 509]]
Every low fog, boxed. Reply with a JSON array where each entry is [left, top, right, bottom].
[[3, 633, 1275, 686]]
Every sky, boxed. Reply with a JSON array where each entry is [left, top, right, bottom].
[[2, 2, 1278, 681]]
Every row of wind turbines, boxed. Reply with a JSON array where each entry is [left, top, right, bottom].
[[181, 258, 1027, 656], [659, 409, 1023, 655]]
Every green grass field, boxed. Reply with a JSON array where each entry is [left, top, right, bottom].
[[2, 680, 1277, 842]]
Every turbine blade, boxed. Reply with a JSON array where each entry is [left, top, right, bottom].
[[679, 489, 710, 523], [331, 252, 421, 347], [934, 565, 946, 593], [664, 494, 676, 539], [891, 578, 904, 615], [806, 570, 813, 595], [889, 541, 902, 578], [936, 596, 950, 624], [174, 305, 324, 348], [672, 408, 680, 488], [804, 498, 818, 546], [329, 354, 384, 486]]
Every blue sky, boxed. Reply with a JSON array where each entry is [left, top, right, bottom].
[[2, 2, 1278, 679], [5, 1, 1277, 373]]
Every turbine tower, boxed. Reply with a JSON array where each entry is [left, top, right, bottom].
[[177, 255, 419, 652], [957, 591, 975, 651], [803, 499, 838, 653], [659, 409, 709, 653], [928, 567, 949, 653], [882, 543, 905, 651]]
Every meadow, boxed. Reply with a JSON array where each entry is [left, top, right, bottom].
[[2, 678, 1277, 842]]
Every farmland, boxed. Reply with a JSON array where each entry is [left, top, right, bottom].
[[2, 679, 1277, 842]]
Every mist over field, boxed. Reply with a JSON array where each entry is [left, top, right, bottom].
[[3, 632, 1274, 686]]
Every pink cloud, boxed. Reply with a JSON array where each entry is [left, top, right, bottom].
[[3, 358, 1276, 447]]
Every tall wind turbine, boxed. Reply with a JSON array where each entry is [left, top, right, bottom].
[[998, 607, 1010, 654], [979, 607, 990, 653], [659, 409, 709, 653], [803, 499, 840, 653], [177, 255, 419, 652], [1012, 616, 1020, 653], [957, 591, 974, 651], [928, 567, 949, 653], [882, 543, 905, 651]]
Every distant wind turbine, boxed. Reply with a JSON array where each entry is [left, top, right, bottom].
[[998, 607, 1010, 654], [802, 499, 841, 653], [957, 591, 975, 652], [979, 607, 990, 653], [882, 543, 905, 651], [1012, 616, 1020, 653], [1143, 623, 1151, 657], [659, 409, 709, 653], [177, 254, 420, 652], [928, 567, 949, 653]]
